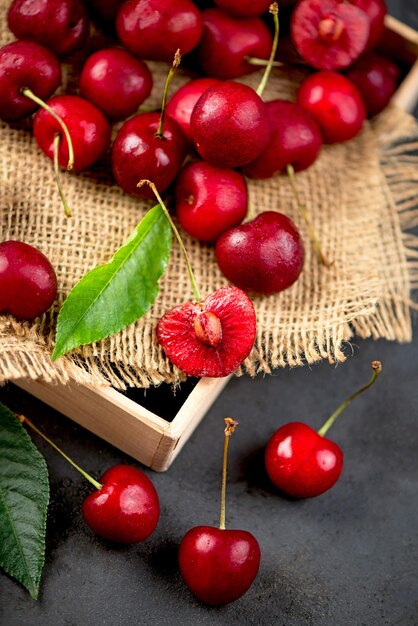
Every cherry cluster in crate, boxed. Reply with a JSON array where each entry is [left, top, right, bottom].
[[0, 0, 398, 378]]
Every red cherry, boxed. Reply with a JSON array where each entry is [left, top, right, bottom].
[[297, 71, 366, 144], [347, 0, 387, 51], [166, 77, 220, 144], [197, 8, 272, 79], [265, 422, 343, 498], [157, 286, 256, 377], [215, 212, 304, 295], [243, 100, 322, 179], [179, 526, 261, 605], [0, 40, 61, 121], [116, 0, 203, 63], [33, 95, 111, 172], [191, 82, 270, 168], [82, 465, 160, 543], [290, 0, 370, 70], [346, 52, 400, 117], [175, 161, 248, 241], [112, 113, 187, 199], [0, 241, 57, 320], [213, 0, 271, 18], [7, 0, 88, 57], [79, 48, 152, 122]]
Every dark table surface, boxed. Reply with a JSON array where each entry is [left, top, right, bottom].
[[1, 2, 418, 625]]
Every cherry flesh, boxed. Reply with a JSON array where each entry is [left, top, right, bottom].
[[111, 113, 187, 199], [191, 81, 270, 168], [79, 48, 153, 122], [197, 8, 272, 79], [348, 0, 387, 51], [166, 77, 220, 144], [179, 526, 261, 605], [116, 0, 203, 63], [346, 52, 400, 117], [82, 465, 160, 543], [175, 161, 248, 241], [33, 95, 111, 172], [0, 241, 57, 320], [7, 0, 88, 57], [0, 40, 61, 121], [290, 0, 370, 70], [157, 286, 256, 377], [213, 0, 271, 18], [244, 100, 322, 179], [297, 71, 366, 144], [215, 212, 304, 295]]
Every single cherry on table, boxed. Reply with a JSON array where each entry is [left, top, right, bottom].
[[265, 361, 382, 498], [179, 418, 261, 605]]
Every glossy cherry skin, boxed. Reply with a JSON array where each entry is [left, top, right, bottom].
[[213, 0, 271, 18], [346, 52, 400, 117], [33, 95, 111, 172], [215, 212, 304, 295], [111, 112, 187, 199], [0, 241, 57, 320], [197, 8, 272, 79], [191, 82, 270, 168], [116, 0, 203, 63], [244, 100, 322, 179], [0, 40, 61, 121], [348, 0, 386, 51], [79, 48, 153, 122], [297, 71, 366, 144], [179, 526, 261, 605], [265, 422, 344, 498], [7, 0, 88, 57], [175, 161, 248, 241], [166, 78, 220, 144], [82, 465, 160, 543]]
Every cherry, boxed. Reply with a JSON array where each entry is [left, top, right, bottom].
[[215, 212, 304, 295], [175, 161, 248, 242], [140, 180, 256, 378], [348, 0, 387, 51], [290, 0, 370, 70], [7, 0, 89, 58], [179, 419, 260, 605], [33, 95, 111, 173], [213, 0, 271, 18], [116, 0, 203, 63], [0, 40, 61, 121], [18, 415, 160, 543], [197, 8, 272, 79], [297, 71, 366, 144], [265, 361, 382, 498], [166, 77, 220, 144], [0, 241, 57, 320], [346, 52, 400, 117], [79, 48, 153, 122]]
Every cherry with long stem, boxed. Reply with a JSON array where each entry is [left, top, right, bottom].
[[256, 3, 279, 98], [219, 417, 238, 530], [156, 49, 181, 139]]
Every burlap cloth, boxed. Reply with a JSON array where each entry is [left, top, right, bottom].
[[1, 5, 418, 389]]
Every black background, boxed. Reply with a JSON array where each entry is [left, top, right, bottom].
[[1, 2, 418, 624]]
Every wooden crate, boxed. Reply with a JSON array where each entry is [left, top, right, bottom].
[[14, 15, 418, 472]]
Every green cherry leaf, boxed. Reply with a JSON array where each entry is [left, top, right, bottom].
[[0, 402, 49, 599], [52, 204, 172, 360]]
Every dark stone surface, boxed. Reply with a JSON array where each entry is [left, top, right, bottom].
[[1, 2, 418, 624]]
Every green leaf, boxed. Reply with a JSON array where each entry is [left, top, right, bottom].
[[0, 402, 49, 599], [52, 204, 172, 360]]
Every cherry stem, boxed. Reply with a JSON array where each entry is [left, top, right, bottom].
[[219, 418, 239, 531], [137, 179, 201, 302], [17, 413, 103, 490], [156, 49, 181, 139], [318, 361, 382, 437], [53, 134, 72, 217], [21, 87, 74, 170], [256, 3, 279, 98], [246, 57, 283, 68], [286, 164, 331, 267]]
